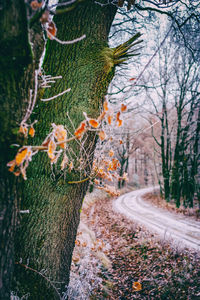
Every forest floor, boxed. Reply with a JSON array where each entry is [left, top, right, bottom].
[[68, 188, 200, 300]]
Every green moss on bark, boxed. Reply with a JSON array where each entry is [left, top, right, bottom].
[[13, 1, 117, 298]]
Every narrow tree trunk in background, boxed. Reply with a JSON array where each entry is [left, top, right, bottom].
[[144, 154, 148, 186], [189, 106, 200, 207], [135, 153, 138, 173], [118, 157, 128, 188], [171, 110, 182, 207], [13, 1, 117, 299], [160, 113, 170, 202]]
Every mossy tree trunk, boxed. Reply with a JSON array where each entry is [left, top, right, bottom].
[[13, 1, 117, 299]]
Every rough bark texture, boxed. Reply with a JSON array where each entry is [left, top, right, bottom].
[[13, 1, 117, 299], [0, 1, 32, 299]]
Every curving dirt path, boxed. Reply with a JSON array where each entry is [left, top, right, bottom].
[[113, 186, 200, 251]]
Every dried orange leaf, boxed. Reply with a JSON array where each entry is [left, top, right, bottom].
[[107, 162, 112, 171], [109, 150, 114, 157], [116, 111, 121, 121], [42, 139, 50, 147], [7, 160, 16, 173], [53, 125, 67, 148], [75, 240, 80, 246], [61, 155, 68, 170], [47, 140, 56, 160], [29, 126, 35, 137], [117, 119, 123, 127], [16, 148, 28, 166], [19, 125, 28, 137], [74, 121, 86, 138], [59, 143, 65, 149], [30, 0, 43, 10], [98, 168, 104, 174], [107, 114, 113, 125], [94, 179, 100, 185], [47, 21, 57, 39], [50, 152, 61, 165], [99, 130, 106, 141], [111, 158, 120, 170], [121, 103, 127, 112], [89, 119, 99, 128], [132, 281, 142, 291], [97, 184, 120, 197], [13, 170, 21, 176], [103, 101, 109, 112]]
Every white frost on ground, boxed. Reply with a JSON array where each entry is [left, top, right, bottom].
[[66, 189, 112, 299], [113, 186, 200, 251]]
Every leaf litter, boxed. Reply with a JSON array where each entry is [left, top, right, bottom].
[[68, 188, 200, 299]]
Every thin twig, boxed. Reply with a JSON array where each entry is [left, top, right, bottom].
[[30, 135, 78, 151], [126, 24, 173, 99], [46, 29, 86, 45], [41, 88, 71, 102], [15, 262, 62, 299], [21, 69, 39, 125], [68, 177, 90, 184]]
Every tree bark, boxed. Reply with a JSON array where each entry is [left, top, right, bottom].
[[0, 1, 32, 299], [13, 1, 117, 299]]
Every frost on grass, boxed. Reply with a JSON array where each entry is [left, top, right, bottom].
[[64, 190, 112, 299], [66, 256, 103, 299]]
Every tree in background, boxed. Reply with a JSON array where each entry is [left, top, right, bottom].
[[107, 0, 200, 198], [141, 33, 199, 207], [170, 50, 199, 207]]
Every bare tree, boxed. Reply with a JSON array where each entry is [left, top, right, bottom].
[[140, 33, 199, 206]]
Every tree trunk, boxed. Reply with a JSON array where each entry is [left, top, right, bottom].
[[0, 1, 32, 299], [171, 110, 182, 207], [13, 1, 117, 299]]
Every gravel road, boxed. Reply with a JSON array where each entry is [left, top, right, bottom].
[[113, 186, 200, 251]]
